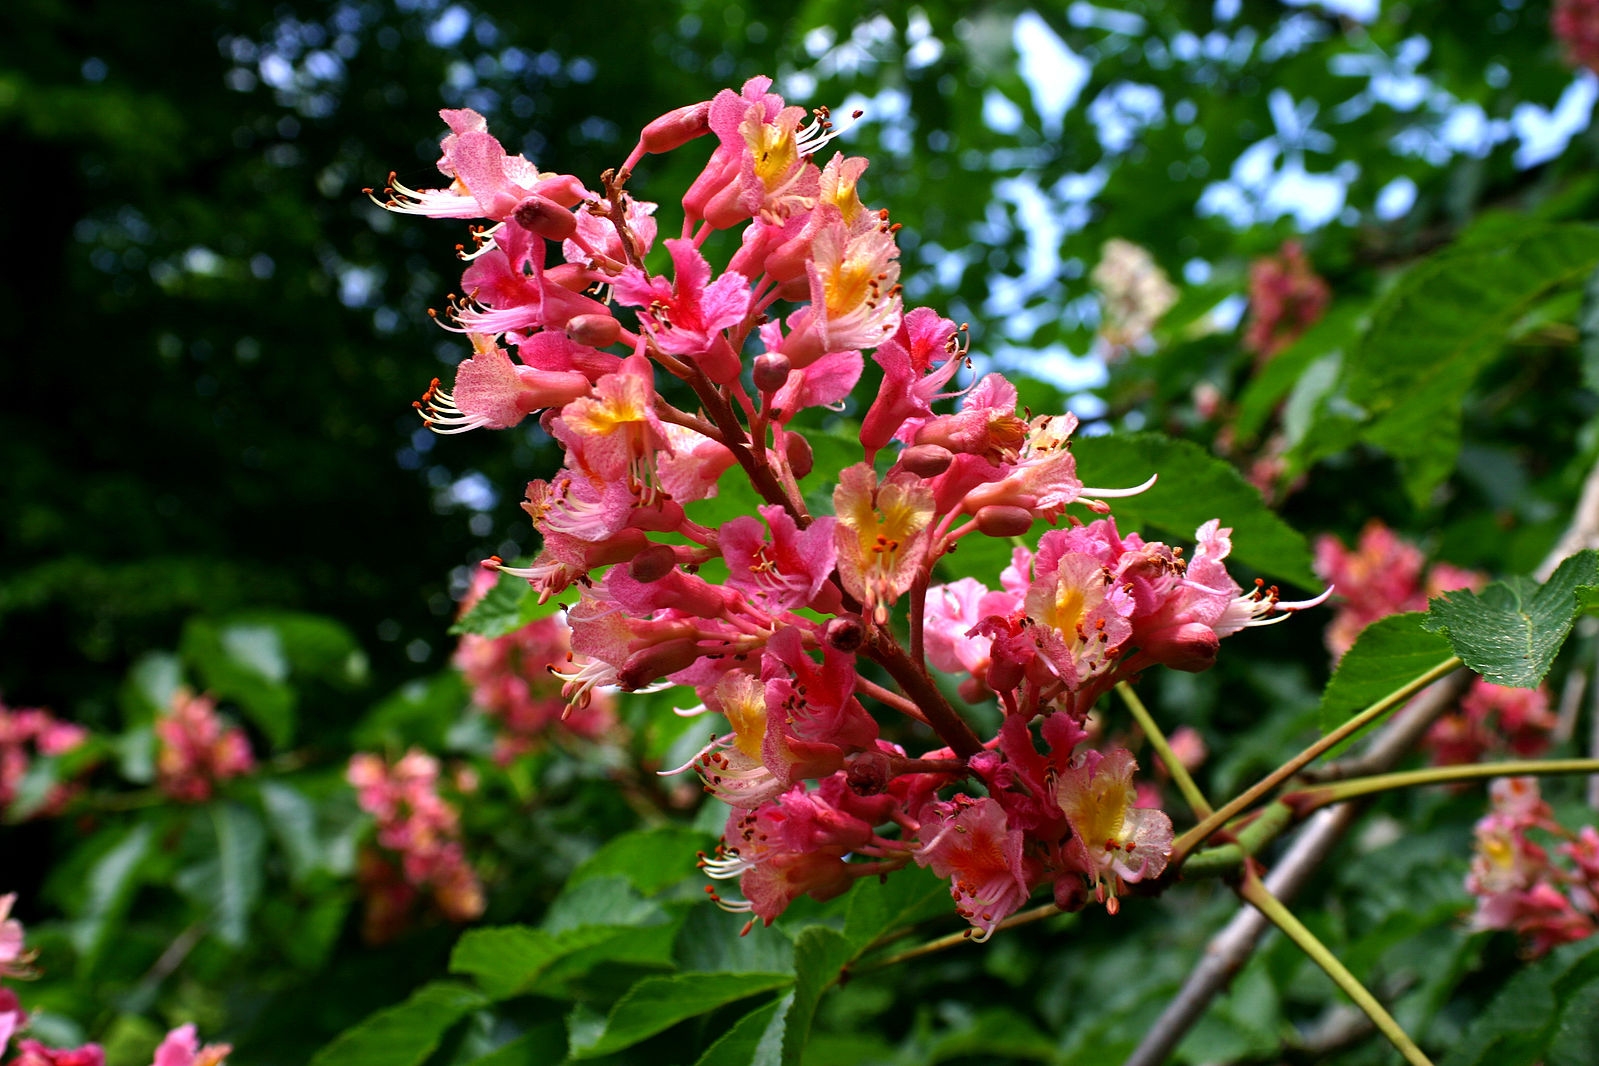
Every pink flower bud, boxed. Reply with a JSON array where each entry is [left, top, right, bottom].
[[513, 195, 577, 241], [824, 616, 864, 652], [785, 434, 814, 479], [640, 101, 712, 154], [566, 313, 621, 348], [543, 263, 592, 293], [629, 542, 678, 583], [974, 505, 1034, 538], [898, 443, 954, 477], [753, 353, 791, 393]]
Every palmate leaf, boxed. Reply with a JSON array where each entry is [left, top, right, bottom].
[[1442, 938, 1599, 1066], [1318, 613, 1455, 736], [1422, 550, 1599, 688], [1295, 223, 1599, 507], [566, 972, 794, 1059]]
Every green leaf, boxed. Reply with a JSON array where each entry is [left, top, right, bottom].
[[1068, 432, 1317, 589], [1576, 262, 1599, 394], [1304, 224, 1599, 507], [456, 1024, 569, 1066], [1318, 613, 1455, 736], [692, 996, 788, 1066], [566, 825, 714, 896], [1234, 303, 1363, 444], [181, 618, 296, 748], [308, 981, 487, 1066], [258, 781, 321, 886], [174, 802, 266, 947], [781, 927, 852, 1066], [1422, 551, 1599, 688], [1442, 938, 1599, 1066], [449, 570, 564, 637], [450, 924, 632, 1001], [568, 972, 793, 1058], [70, 823, 153, 970], [841, 862, 950, 954]]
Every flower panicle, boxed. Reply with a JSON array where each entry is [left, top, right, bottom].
[[380, 79, 1325, 939]]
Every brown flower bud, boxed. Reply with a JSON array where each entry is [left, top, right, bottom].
[[753, 352, 791, 393], [785, 434, 814, 479], [975, 505, 1035, 538], [566, 314, 621, 348], [824, 616, 864, 652], [898, 443, 954, 478], [628, 542, 678, 583]]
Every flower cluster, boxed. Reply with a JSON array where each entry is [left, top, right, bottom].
[[1466, 777, 1599, 956], [155, 690, 254, 803], [454, 571, 615, 762], [0, 700, 88, 819], [1241, 239, 1330, 361], [379, 78, 1320, 938], [1554, 0, 1599, 73], [1090, 238, 1178, 352], [0, 895, 230, 1065], [347, 749, 484, 941]]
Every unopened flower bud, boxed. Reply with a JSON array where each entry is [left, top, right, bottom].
[[975, 505, 1035, 538], [785, 434, 814, 479], [1139, 623, 1220, 673], [845, 748, 893, 796], [824, 616, 864, 652], [628, 543, 678, 583], [566, 313, 621, 348], [513, 195, 577, 241], [753, 353, 791, 393], [898, 443, 954, 477], [640, 101, 712, 154], [544, 263, 591, 293]]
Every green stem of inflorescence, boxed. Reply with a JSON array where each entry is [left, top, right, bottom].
[[1170, 656, 1462, 866], [1238, 872, 1434, 1066], [1116, 681, 1213, 820], [1286, 758, 1599, 814]]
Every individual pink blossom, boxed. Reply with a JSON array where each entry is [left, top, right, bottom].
[[913, 796, 1031, 941], [0, 987, 26, 1059], [150, 1025, 230, 1066], [454, 571, 615, 761], [1241, 240, 1331, 360], [9, 1041, 106, 1066], [1054, 749, 1173, 913], [155, 691, 254, 803], [0, 894, 35, 981]]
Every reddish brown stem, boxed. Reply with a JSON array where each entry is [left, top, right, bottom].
[[863, 623, 983, 760]]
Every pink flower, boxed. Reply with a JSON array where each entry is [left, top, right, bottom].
[[0, 894, 35, 980], [914, 796, 1031, 941], [1, 700, 89, 818], [155, 691, 254, 803], [151, 1025, 230, 1066], [347, 749, 484, 937], [1054, 749, 1173, 913], [9, 1041, 106, 1066], [1241, 240, 1330, 360], [1554, 0, 1599, 73]]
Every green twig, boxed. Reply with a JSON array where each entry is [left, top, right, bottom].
[[1286, 758, 1599, 816], [1178, 801, 1294, 879], [1117, 681, 1213, 819], [1238, 872, 1433, 1066], [1171, 656, 1462, 865]]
